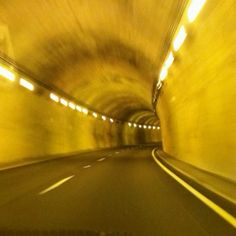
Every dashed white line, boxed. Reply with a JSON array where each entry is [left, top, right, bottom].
[[152, 149, 236, 228], [39, 175, 74, 195], [97, 158, 106, 162], [83, 165, 91, 169]]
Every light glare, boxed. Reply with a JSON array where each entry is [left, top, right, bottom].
[[143, 125, 147, 129], [110, 118, 114, 123], [82, 108, 88, 115], [173, 26, 187, 51], [128, 122, 132, 127], [160, 68, 168, 81], [93, 112, 98, 118], [134, 123, 137, 128], [76, 105, 82, 112], [102, 115, 106, 121], [68, 102, 76, 110], [0, 65, 15, 81], [19, 78, 34, 91], [60, 98, 68, 107], [50, 93, 59, 102], [164, 52, 174, 70], [188, 0, 206, 23]]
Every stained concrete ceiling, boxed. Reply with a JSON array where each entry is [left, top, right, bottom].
[[0, 0, 187, 123]]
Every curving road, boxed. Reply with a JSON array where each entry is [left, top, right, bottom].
[[0, 147, 234, 235]]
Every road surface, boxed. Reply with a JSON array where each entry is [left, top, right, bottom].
[[0, 147, 234, 235]]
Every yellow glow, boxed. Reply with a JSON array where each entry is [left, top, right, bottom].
[[153, 126, 156, 129], [148, 125, 152, 129], [110, 118, 114, 123], [134, 123, 137, 128], [82, 108, 88, 115], [164, 52, 174, 70], [188, 0, 206, 23], [68, 102, 76, 110], [128, 122, 132, 127], [102, 115, 106, 121], [19, 78, 34, 91], [139, 125, 142, 128], [60, 98, 68, 107], [160, 68, 168, 81], [92, 112, 98, 118], [173, 26, 187, 51], [50, 93, 59, 102], [76, 105, 82, 112], [0, 65, 15, 81], [143, 125, 147, 129], [157, 126, 160, 130]]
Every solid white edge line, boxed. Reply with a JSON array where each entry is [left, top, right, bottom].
[[97, 158, 105, 162], [39, 175, 74, 195], [151, 148, 236, 228]]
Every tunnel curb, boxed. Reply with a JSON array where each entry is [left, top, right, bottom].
[[152, 149, 236, 219]]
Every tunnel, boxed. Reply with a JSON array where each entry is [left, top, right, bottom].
[[0, 0, 235, 235]]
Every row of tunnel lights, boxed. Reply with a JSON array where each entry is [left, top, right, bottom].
[[0, 63, 160, 130], [157, 0, 206, 87]]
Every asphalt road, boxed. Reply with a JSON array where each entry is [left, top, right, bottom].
[[0, 147, 234, 235]]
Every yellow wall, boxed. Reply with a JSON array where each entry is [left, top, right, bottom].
[[0, 77, 160, 166], [157, 1, 236, 181]]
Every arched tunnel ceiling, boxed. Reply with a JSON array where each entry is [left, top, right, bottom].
[[0, 0, 187, 121]]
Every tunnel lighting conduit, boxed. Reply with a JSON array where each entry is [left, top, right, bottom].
[[0, 57, 159, 131], [157, 0, 207, 85]]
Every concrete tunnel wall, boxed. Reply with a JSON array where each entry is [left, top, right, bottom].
[[0, 76, 160, 167], [157, 1, 236, 181]]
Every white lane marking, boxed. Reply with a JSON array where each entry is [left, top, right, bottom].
[[39, 175, 74, 195], [97, 158, 106, 162], [83, 165, 91, 168], [152, 149, 236, 228]]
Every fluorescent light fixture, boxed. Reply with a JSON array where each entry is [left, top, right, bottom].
[[148, 125, 152, 129], [110, 118, 114, 123], [68, 102, 76, 110], [82, 108, 88, 115], [157, 126, 160, 130], [164, 52, 174, 70], [143, 125, 147, 129], [188, 0, 206, 23], [0, 65, 15, 81], [153, 126, 156, 129], [92, 112, 98, 118], [76, 105, 82, 112], [160, 68, 168, 81], [50, 93, 59, 102], [128, 122, 132, 127], [102, 115, 106, 121], [173, 26, 187, 51], [60, 98, 68, 107], [139, 125, 142, 128], [19, 78, 34, 91], [134, 123, 137, 128]]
